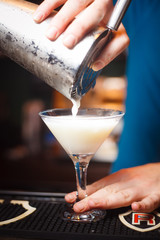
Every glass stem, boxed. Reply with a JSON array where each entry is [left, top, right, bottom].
[[74, 160, 89, 201]]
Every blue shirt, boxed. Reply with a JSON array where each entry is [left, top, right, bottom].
[[112, 0, 160, 172]]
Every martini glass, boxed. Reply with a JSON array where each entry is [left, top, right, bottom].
[[39, 108, 124, 222]]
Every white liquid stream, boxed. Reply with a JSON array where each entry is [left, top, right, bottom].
[[71, 98, 80, 117]]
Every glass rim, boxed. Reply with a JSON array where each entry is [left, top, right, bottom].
[[39, 108, 125, 120]]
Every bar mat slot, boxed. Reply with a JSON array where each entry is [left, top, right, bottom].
[[0, 197, 160, 240]]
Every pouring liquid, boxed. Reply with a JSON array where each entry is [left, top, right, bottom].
[[71, 99, 80, 117]]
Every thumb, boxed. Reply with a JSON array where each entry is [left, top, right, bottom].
[[73, 188, 108, 213]]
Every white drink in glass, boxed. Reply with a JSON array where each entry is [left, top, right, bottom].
[[40, 108, 124, 222]]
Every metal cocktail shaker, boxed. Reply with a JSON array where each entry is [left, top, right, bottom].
[[0, 0, 131, 101]]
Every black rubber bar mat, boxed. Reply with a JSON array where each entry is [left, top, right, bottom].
[[0, 194, 160, 240]]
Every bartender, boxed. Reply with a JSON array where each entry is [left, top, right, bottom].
[[33, 0, 160, 214]]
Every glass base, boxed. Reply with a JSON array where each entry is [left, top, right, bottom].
[[62, 204, 106, 222]]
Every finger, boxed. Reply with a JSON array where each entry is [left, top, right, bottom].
[[65, 191, 77, 203], [93, 23, 130, 70], [64, 180, 117, 203], [65, 171, 124, 203], [65, 177, 135, 204], [62, 0, 113, 48], [33, 0, 66, 23], [46, 0, 93, 41], [131, 194, 160, 213], [73, 186, 138, 213], [66, 168, 138, 205], [65, 169, 131, 203]]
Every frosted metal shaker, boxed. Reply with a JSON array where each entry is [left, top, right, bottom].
[[0, 0, 131, 101]]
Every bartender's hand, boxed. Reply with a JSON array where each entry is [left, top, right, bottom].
[[65, 163, 160, 213], [33, 0, 129, 70]]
